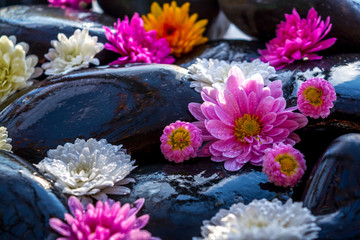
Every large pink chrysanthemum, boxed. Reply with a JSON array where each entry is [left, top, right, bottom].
[[160, 121, 203, 163], [48, 0, 91, 9], [50, 196, 158, 240], [297, 77, 336, 119], [103, 13, 175, 65], [259, 8, 337, 70], [262, 143, 306, 188], [188, 66, 308, 171]]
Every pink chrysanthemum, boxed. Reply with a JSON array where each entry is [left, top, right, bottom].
[[188, 66, 308, 171], [103, 13, 175, 65], [262, 143, 306, 188], [48, 0, 91, 9], [50, 196, 158, 240], [160, 120, 203, 163], [297, 77, 336, 119], [259, 8, 337, 70]]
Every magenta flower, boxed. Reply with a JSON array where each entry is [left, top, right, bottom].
[[50, 196, 158, 240], [297, 77, 336, 119], [48, 0, 91, 9], [188, 66, 308, 171], [262, 143, 306, 188], [259, 8, 337, 70], [160, 121, 203, 163], [103, 13, 175, 65]]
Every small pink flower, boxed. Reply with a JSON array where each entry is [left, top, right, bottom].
[[103, 13, 175, 65], [49, 196, 158, 240], [297, 77, 336, 119], [259, 8, 337, 70], [188, 66, 308, 171], [160, 121, 203, 163], [48, 0, 91, 9], [262, 143, 306, 188]]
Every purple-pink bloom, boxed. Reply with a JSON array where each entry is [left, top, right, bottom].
[[160, 120, 203, 163], [49, 196, 158, 240], [259, 8, 337, 70], [188, 66, 308, 171], [48, 0, 91, 9], [297, 77, 336, 119], [103, 13, 175, 65], [262, 143, 306, 188]]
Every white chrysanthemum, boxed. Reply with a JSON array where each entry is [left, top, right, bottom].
[[197, 198, 320, 240], [42, 29, 104, 75], [188, 58, 276, 92], [36, 138, 136, 205], [0, 126, 12, 152], [0, 35, 39, 103]]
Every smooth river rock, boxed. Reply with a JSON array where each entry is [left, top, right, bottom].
[[115, 158, 292, 240], [0, 64, 202, 163], [0, 0, 47, 7], [0, 150, 67, 240], [219, 0, 360, 52], [0, 5, 118, 66], [177, 39, 263, 68], [302, 133, 360, 239], [96, 0, 230, 40]]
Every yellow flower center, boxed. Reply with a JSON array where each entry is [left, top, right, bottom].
[[275, 154, 298, 176], [168, 127, 191, 150], [234, 114, 262, 141], [304, 87, 323, 106]]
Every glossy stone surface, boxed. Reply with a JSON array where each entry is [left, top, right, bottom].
[[177, 39, 263, 68], [97, 0, 230, 40], [0, 0, 47, 6], [0, 5, 117, 66], [219, 0, 360, 52], [115, 158, 291, 240], [302, 134, 360, 239], [0, 64, 202, 163], [0, 150, 67, 239]]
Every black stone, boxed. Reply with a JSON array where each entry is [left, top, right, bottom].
[[0, 64, 202, 164], [177, 39, 264, 68], [0, 150, 67, 240], [0, 0, 47, 7], [114, 158, 292, 240], [302, 133, 360, 239], [96, 0, 230, 40], [219, 0, 360, 53], [0, 5, 118, 67]]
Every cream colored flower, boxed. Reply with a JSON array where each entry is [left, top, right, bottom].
[[36, 138, 136, 205], [0, 35, 38, 103], [197, 198, 320, 240], [188, 58, 276, 92], [42, 29, 104, 75], [0, 126, 12, 152]]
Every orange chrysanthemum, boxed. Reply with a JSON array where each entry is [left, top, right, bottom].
[[142, 1, 208, 57]]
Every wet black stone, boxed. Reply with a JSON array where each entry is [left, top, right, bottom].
[[302, 133, 360, 239], [274, 54, 360, 199], [219, 0, 360, 53], [0, 0, 47, 7], [0, 150, 67, 240], [0, 5, 118, 67], [177, 39, 263, 68], [114, 158, 292, 240], [96, 0, 230, 40], [0, 64, 202, 164]]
